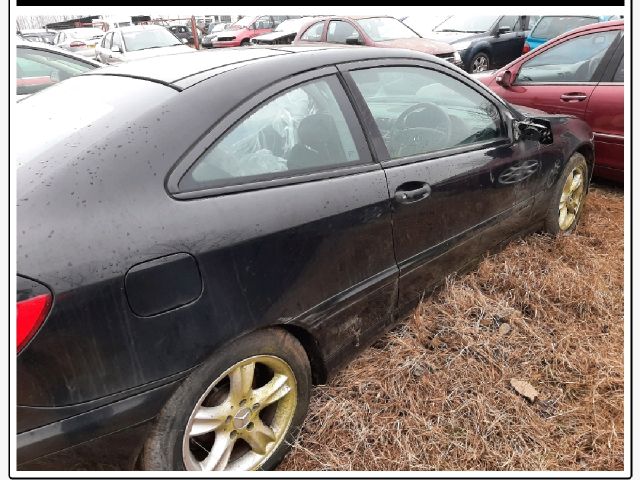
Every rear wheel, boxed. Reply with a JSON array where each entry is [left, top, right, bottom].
[[240, 39, 251, 46], [543, 152, 588, 235], [140, 329, 311, 471]]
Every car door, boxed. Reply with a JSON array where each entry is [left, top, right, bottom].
[[171, 68, 398, 365], [253, 16, 274, 37], [490, 15, 526, 67], [498, 27, 621, 118], [341, 60, 540, 313], [584, 34, 624, 180]]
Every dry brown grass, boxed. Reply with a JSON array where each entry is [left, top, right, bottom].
[[280, 184, 624, 471]]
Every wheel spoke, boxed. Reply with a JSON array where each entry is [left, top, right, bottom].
[[569, 173, 583, 193], [241, 418, 276, 455], [201, 431, 236, 471], [252, 373, 291, 408], [189, 405, 229, 437], [229, 363, 255, 402], [559, 206, 568, 228]]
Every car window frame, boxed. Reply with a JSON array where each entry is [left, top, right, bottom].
[[326, 19, 362, 44], [337, 59, 512, 168], [513, 28, 622, 86], [299, 20, 326, 42], [599, 32, 624, 84], [168, 66, 379, 199]]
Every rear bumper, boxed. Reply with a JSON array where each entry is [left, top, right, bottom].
[[17, 380, 180, 470]]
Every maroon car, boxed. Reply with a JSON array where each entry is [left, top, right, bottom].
[[477, 20, 623, 182], [293, 16, 463, 68]]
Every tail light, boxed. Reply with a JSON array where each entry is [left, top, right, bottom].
[[69, 41, 86, 48], [17, 277, 52, 353], [522, 42, 531, 54]]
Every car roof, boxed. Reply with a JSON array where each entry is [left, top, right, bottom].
[[87, 45, 443, 90], [115, 24, 166, 33]]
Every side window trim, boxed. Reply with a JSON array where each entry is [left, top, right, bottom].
[[337, 60, 510, 165], [167, 67, 378, 198]]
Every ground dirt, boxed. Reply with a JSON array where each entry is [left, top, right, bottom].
[[280, 183, 624, 471]]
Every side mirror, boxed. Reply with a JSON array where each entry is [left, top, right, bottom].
[[345, 37, 362, 45], [514, 118, 553, 145], [497, 26, 511, 36], [111, 45, 122, 53], [496, 70, 513, 88]]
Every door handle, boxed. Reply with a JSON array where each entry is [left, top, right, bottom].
[[560, 92, 588, 102], [394, 183, 432, 204]]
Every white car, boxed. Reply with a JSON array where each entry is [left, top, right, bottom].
[[95, 24, 192, 65], [53, 28, 105, 58], [251, 17, 315, 45]]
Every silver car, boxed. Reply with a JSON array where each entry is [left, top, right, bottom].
[[53, 28, 105, 58], [95, 24, 192, 65]]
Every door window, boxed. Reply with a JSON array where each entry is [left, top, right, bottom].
[[181, 77, 364, 190], [327, 20, 360, 44], [516, 30, 619, 83], [254, 16, 274, 29], [350, 66, 503, 159], [498, 15, 520, 31], [300, 21, 324, 41]]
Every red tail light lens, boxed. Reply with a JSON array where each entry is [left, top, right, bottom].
[[17, 294, 51, 353], [522, 42, 531, 54], [69, 41, 86, 47]]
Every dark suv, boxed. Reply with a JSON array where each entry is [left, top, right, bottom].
[[423, 15, 539, 73]]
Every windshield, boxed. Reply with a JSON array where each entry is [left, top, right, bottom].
[[530, 16, 598, 40], [230, 16, 256, 29], [70, 28, 105, 39], [357, 17, 419, 41], [122, 28, 182, 52], [435, 15, 499, 33]]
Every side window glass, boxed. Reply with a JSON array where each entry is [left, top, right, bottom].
[[112, 33, 123, 51], [255, 16, 274, 29], [17, 48, 94, 95], [498, 15, 519, 32], [300, 22, 324, 41], [181, 77, 363, 190], [613, 56, 623, 82], [350, 66, 503, 159], [517, 30, 619, 83], [327, 20, 360, 44]]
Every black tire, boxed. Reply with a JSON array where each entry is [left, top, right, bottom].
[[543, 152, 589, 235], [240, 39, 251, 46], [140, 328, 311, 471], [469, 52, 490, 73]]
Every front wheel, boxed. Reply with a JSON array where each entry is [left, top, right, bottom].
[[469, 52, 490, 73], [140, 329, 311, 471], [543, 152, 589, 235]]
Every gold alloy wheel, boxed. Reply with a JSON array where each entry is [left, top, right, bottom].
[[182, 355, 297, 471], [558, 164, 586, 231]]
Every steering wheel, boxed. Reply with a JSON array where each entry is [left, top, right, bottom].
[[389, 102, 452, 157]]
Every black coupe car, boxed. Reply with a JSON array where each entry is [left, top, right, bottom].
[[16, 46, 593, 471]]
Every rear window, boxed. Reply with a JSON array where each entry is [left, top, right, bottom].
[[16, 75, 177, 166], [530, 16, 598, 40]]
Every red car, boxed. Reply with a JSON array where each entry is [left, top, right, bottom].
[[293, 16, 462, 67], [211, 15, 294, 47], [477, 20, 623, 182]]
